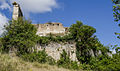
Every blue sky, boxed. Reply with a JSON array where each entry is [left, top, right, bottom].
[[0, 0, 120, 46]]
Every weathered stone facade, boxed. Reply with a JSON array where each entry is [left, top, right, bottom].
[[33, 23, 68, 36], [12, 2, 68, 36], [35, 42, 78, 61]]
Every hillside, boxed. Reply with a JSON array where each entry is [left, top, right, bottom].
[[0, 53, 82, 71]]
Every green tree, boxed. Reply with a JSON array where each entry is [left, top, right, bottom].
[[112, 0, 120, 54], [69, 21, 83, 40], [57, 49, 79, 69], [112, 0, 120, 22], [2, 18, 37, 55], [69, 21, 98, 63]]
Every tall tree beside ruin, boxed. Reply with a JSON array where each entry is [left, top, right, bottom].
[[69, 21, 98, 63], [2, 18, 37, 55]]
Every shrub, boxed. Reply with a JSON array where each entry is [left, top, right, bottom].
[[21, 50, 47, 63], [37, 33, 74, 45], [46, 56, 56, 65], [37, 36, 50, 45], [2, 18, 37, 55], [21, 50, 56, 65], [57, 49, 79, 70]]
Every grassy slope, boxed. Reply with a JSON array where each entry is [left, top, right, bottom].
[[0, 53, 82, 71]]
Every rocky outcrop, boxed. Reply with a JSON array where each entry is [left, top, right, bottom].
[[35, 42, 78, 61]]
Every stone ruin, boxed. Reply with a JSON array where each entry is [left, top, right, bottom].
[[33, 23, 69, 36], [12, 2, 78, 61], [12, 2, 68, 36], [12, 2, 23, 20]]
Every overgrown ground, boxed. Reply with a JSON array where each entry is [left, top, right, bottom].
[[0, 53, 84, 71]]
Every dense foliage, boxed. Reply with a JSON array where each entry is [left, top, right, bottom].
[[112, 0, 120, 52], [70, 21, 99, 64], [2, 18, 37, 55], [112, 0, 120, 22], [21, 50, 56, 65], [57, 49, 79, 70], [36, 33, 73, 45]]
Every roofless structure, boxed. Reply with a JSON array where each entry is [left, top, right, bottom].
[[12, 2, 68, 36]]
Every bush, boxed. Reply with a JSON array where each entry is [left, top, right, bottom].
[[57, 49, 79, 70], [37, 33, 74, 45], [2, 18, 37, 55], [85, 54, 120, 71], [21, 50, 56, 65], [22, 50, 47, 63], [46, 56, 56, 65], [37, 36, 50, 45]]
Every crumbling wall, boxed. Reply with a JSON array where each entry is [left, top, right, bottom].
[[35, 23, 67, 36], [35, 42, 78, 61], [12, 2, 68, 36]]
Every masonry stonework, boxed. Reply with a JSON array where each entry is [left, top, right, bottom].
[[33, 23, 68, 36], [35, 42, 78, 61], [12, 2, 68, 36], [12, 2, 78, 61]]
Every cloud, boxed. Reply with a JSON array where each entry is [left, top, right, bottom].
[[0, 0, 11, 10], [0, 0, 58, 35], [9, 0, 58, 16], [0, 13, 8, 35], [0, 0, 58, 18]]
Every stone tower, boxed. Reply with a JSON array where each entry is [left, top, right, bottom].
[[12, 2, 23, 20]]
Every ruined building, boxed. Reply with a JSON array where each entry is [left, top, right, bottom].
[[12, 2, 68, 36], [12, 2, 78, 61]]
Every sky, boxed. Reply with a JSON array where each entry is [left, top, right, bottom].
[[0, 0, 120, 47]]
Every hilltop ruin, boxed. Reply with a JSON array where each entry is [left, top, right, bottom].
[[11, 2, 78, 61], [12, 2, 68, 36]]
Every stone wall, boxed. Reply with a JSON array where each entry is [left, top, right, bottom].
[[35, 42, 78, 61], [34, 22, 68, 36], [12, 2, 68, 36]]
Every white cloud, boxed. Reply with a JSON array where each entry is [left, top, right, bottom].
[[0, 0, 11, 10], [0, 13, 8, 35], [9, 0, 58, 16], [0, 0, 58, 18], [0, 0, 58, 35]]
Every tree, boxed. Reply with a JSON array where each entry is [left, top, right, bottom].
[[2, 18, 37, 55], [69, 21, 83, 41], [112, 0, 120, 53], [76, 26, 97, 63], [112, 0, 120, 22], [69, 21, 98, 63]]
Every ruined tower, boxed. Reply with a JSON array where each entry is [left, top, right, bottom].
[[12, 2, 23, 20]]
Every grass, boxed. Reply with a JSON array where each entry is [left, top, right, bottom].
[[0, 53, 83, 71]]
